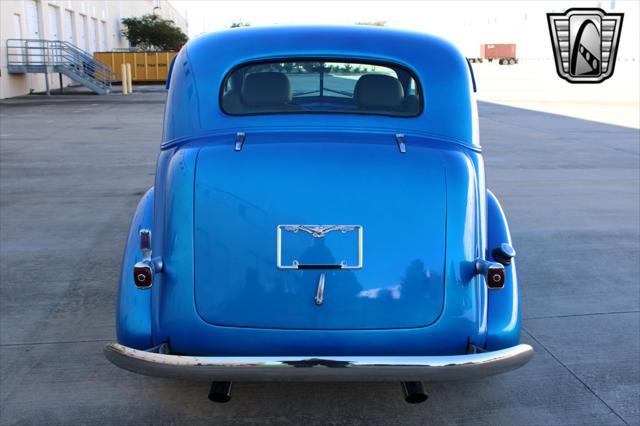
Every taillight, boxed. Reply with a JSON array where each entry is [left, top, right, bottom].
[[486, 265, 505, 289], [475, 259, 505, 290]]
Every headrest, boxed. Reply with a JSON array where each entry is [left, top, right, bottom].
[[354, 74, 404, 109], [242, 72, 292, 107]]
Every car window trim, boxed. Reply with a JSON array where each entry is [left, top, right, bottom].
[[219, 56, 424, 118]]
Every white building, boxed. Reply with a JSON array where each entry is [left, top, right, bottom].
[[0, 0, 188, 98]]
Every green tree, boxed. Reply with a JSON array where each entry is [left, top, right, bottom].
[[282, 62, 294, 72], [121, 14, 188, 51], [301, 62, 324, 73]]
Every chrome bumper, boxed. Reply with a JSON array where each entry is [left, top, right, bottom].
[[104, 343, 533, 382]]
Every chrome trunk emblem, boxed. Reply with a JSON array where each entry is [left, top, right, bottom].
[[282, 225, 358, 238]]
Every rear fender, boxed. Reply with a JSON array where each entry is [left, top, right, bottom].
[[485, 190, 521, 350], [116, 187, 154, 349]]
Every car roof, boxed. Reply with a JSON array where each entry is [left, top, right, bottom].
[[164, 26, 478, 150]]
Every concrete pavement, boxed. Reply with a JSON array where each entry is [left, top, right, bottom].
[[0, 88, 638, 425]]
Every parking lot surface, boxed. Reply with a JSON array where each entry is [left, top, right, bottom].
[[0, 87, 638, 425]]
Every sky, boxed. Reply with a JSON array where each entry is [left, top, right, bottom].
[[168, 0, 639, 58]]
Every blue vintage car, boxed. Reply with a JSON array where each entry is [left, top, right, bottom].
[[104, 26, 533, 403]]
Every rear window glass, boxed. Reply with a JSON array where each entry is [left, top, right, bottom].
[[221, 60, 421, 117]]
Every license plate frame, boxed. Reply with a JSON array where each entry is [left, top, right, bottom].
[[276, 224, 363, 270]]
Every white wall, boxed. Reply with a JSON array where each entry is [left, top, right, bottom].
[[0, 0, 188, 98]]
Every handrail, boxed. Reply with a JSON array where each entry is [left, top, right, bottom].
[[5, 38, 116, 90]]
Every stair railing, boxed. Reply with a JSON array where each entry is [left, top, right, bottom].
[[6, 39, 116, 91]]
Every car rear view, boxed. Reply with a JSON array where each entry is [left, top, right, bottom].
[[105, 26, 532, 404]]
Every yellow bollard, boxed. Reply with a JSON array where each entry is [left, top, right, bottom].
[[126, 63, 133, 93], [121, 63, 128, 95]]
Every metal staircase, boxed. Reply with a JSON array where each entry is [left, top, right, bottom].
[[6, 39, 116, 95]]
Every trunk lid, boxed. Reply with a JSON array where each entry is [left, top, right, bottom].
[[194, 132, 446, 330]]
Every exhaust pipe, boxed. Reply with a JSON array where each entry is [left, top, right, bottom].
[[401, 381, 428, 404], [208, 381, 232, 403]]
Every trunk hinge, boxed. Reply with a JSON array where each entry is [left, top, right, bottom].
[[234, 132, 246, 151], [395, 133, 407, 153]]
